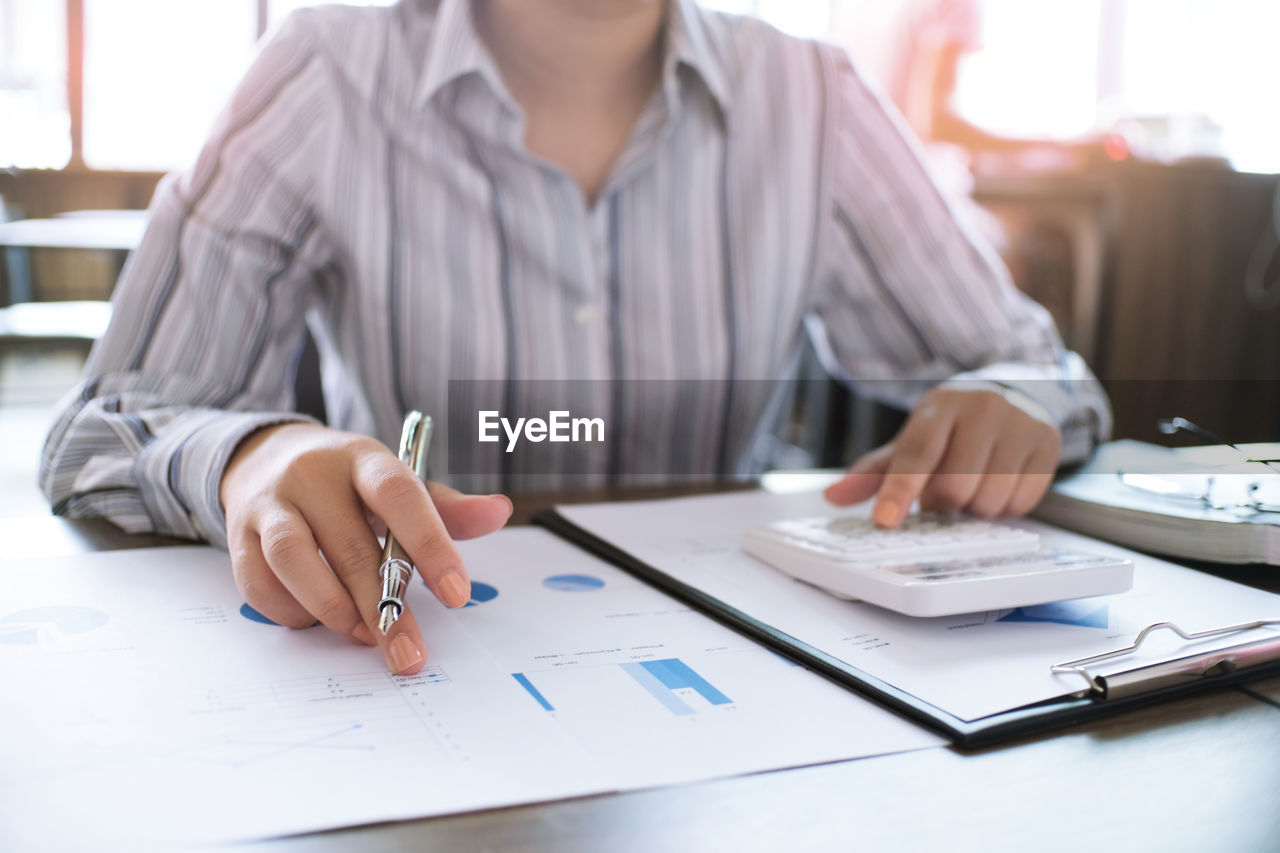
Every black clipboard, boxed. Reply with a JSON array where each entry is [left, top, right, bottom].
[[536, 509, 1280, 749]]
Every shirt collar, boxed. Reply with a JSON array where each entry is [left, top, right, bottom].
[[416, 0, 733, 115], [667, 0, 733, 115], [415, 0, 515, 112]]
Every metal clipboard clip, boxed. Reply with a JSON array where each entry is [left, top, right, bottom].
[[1051, 618, 1280, 700]]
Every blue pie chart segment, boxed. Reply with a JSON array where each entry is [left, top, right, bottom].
[[239, 603, 319, 628], [240, 603, 281, 625], [542, 574, 606, 592], [464, 582, 499, 607]]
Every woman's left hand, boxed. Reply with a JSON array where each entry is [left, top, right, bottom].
[[824, 387, 1062, 527]]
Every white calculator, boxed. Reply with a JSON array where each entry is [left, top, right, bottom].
[[742, 514, 1133, 617]]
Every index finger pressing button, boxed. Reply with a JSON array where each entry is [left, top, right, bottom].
[[873, 412, 957, 528]]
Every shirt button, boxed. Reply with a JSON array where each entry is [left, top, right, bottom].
[[574, 305, 601, 327]]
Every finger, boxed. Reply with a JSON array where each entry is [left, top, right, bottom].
[[379, 603, 429, 676], [231, 531, 319, 630], [824, 444, 893, 507], [919, 473, 980, 516], [351, 451, 472, 610], [919, 423, 998, 516], [256, 507, 369, 642], [427, 482, 514, 540], [966, 434, 1036, 517], [872, 403, 957, 528], [288, 497, 384, 648], [967, 473, 1022, 518], [305, 496, 430, 674], [1005, 441, 1061, 517], [303, 491, 389, 645]]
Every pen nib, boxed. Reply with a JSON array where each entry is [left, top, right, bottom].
[[378, 606, 399, 636]]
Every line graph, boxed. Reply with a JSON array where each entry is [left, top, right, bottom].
[[177, 722, 372, 767]]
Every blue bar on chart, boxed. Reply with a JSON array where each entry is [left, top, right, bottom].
[[511, 673, 555, 711], [619, 662, 696, 715], [620, 658, 733, 714], [997, 601, 1109, 629], [641, 658, 733, 706]]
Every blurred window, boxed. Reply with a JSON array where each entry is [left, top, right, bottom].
[[1, 0, 393, 172], [4, 0, 1277, 173], [0, 0, 71, 169], [711, 0, 1280, 173], [952, 0, 1102, 140], [1115, 0, 1280, 173], [82, 0, 257, 171], [950, 0, 1279, 172]]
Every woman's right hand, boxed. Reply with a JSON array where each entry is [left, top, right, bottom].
[[218, 423, 513, 675]]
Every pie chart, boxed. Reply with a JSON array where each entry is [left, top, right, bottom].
[[463, 582, 499, 607], [0, 606, 109, 645], [542, 574, 606, 592]]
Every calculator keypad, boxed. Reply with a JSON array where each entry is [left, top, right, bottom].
[[764, 515, 1040, 564]]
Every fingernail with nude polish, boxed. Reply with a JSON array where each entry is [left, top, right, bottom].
[[387, 634, 423, 675], [439, 572, 471, 608], [872, 499, 901, 528]]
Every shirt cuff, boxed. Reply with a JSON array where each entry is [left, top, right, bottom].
[[940, 356, 1112, 466], [134, 409, 318, 547]]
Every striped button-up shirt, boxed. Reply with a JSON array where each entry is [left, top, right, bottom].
[[40, 0, 1109, 547]]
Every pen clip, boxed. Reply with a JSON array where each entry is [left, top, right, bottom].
[[396, 411, 432, 482]]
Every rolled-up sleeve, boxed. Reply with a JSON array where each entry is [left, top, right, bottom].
[[808, 48, 1110, 463], [40, 12, 336, 546]]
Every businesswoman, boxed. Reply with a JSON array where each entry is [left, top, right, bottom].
[[42, 0, 1108, 674]]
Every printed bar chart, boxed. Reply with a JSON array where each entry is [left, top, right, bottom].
[[623, 658, 733, 714], [619, 663, 696, 715], [512, 672, 555, 711], [511, 658, 733, 717], [639, 659, 733, 706]]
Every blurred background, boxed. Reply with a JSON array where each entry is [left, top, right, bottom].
[[2, 0, 1278, 512]]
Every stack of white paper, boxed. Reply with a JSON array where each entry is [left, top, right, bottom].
[[0, 528, 940, 848]]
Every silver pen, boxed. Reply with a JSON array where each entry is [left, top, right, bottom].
[[377, 411, 433, 636]]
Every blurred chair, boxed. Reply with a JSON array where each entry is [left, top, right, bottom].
[[0, 300, 111, 354], [0, 208, 139, 387]]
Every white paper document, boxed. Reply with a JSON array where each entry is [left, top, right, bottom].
[[558, 491, 1280, 723], [0, 528, 941, 848]]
